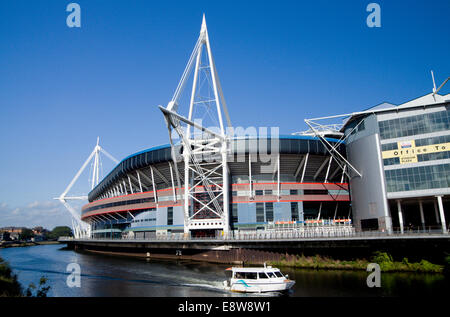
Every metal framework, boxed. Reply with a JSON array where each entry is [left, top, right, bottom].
[[160, 16, 232, 235], [303, 116, 363, 180], [54, 137, 118, 238]]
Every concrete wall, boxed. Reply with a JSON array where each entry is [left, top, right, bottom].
[[346, 115, 392, 232]]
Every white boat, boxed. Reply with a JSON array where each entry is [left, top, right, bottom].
[[223, 264, 295, 293]]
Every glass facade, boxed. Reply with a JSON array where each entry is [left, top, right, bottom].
[[382, 129, 450, 166], [385, 163, 450, 192], [231, 204, 238, 223], [378, 107, 450, 140], [167, 207, 173, 226], [383, 157, 400, 166], [290, 202, 299, 221], [256, 203, 265, 222], [265, 202, 274, 222]]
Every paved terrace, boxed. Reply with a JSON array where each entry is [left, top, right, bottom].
[[59, 227, 450, 250]]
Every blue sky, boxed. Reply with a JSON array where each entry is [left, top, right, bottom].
[[0, 0, 449, 229]]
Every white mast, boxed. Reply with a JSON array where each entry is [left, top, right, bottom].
[[55, 137, 119, 238], [160, 15, 232, 236]]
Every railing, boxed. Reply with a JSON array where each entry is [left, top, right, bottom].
[[60, 225, 449, 242]]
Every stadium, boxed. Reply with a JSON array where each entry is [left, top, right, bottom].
[[68, 17, 449, 241], [81, 135, 351, 239]]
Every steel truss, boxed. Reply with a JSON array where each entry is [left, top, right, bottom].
[[303, 117, 363, 180], [54, 137, 118, 239], [160, 16, 232, 235]]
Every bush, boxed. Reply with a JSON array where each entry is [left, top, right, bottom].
[[48, 226, 73, 239], [0, 257, 23, 296], [0, 256, 51, 297]]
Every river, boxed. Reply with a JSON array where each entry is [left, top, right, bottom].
[[0, 244, 448, 297]]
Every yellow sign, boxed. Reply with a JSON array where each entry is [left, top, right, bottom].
[[382, 140, 450, 164]]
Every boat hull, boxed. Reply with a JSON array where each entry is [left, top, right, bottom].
[[230, 279, 295, 293]]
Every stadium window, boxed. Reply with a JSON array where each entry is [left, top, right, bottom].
[[231, 204, 238, 223], [291, 202, 299, 221], [256, 203, 265, 222], [265, 202, 274, 222], [167, 207, 173, 226], [357, 120, 365, 132]]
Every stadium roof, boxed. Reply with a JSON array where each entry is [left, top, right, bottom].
[[87, 135, 345, 202]]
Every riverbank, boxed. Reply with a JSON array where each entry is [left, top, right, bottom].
[[0, 241, 60, 249], [267, 252, 446, 273], [0, 256, 23, 296], [2, 244, 449, 297]]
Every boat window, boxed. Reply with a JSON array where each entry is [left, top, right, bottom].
[[274, 271, 284, 278], [267, 272, 276, 278], [234, 272, 244, 279], [244, 272, 257, 279], [258, 272, 269, 279]]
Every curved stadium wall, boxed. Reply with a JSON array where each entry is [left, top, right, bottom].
[[81, 136, 350, 238]]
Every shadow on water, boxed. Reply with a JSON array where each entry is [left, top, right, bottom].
[[1, 244, 449, 297]]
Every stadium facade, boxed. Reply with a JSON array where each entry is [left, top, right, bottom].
[[82, 136, 351, 239], [77, 17, 449, 239], [340, 92, 450, 234]]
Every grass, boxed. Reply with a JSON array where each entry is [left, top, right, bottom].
[[267, 251, 444, 273]]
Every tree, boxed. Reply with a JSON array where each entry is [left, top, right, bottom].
[[19, 228, 34, 241], [49, 226, 73, 239], [0, 257, 23, 296], [25, 277, 50, 297]]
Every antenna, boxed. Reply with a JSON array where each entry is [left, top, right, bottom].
[[431, 70, 437, 94], [431, 70, 450, 98]]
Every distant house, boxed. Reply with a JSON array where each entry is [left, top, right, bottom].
[[9, 232, 20, 240], [0, 231, 10, 241], [0, 227, 25, 234], [31, 235, 44, 242], [32, 226, 44, 235]]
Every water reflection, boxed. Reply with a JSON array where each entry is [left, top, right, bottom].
[[1, 244, 448, 297]]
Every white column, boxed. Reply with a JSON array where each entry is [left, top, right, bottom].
[[123, 180, 128, 194], [434, 201, 441, 224], [128, 176, 134, 194], [277, 153, 280, 201], [150, 166, 158, 206], [317, 203, 322, 221], [397, 200, 404, 234], [419, 201, 425, 231], [169, 162, 177, 202], [324, 156, 333, 183], [436, 196, 447, 234], [136, 171, 143, 193], [300, 153, 309, 183], [183, 152, 190, 234], [333, 203, 339, 220], [222, 143, 230, 234], [249, 153, 253, 199]]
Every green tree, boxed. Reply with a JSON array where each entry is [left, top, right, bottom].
[[25, 277, 50, 297], [19, 228, 34, 241], [49, 226, 73, 239], [0, 257, 23, 296]]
